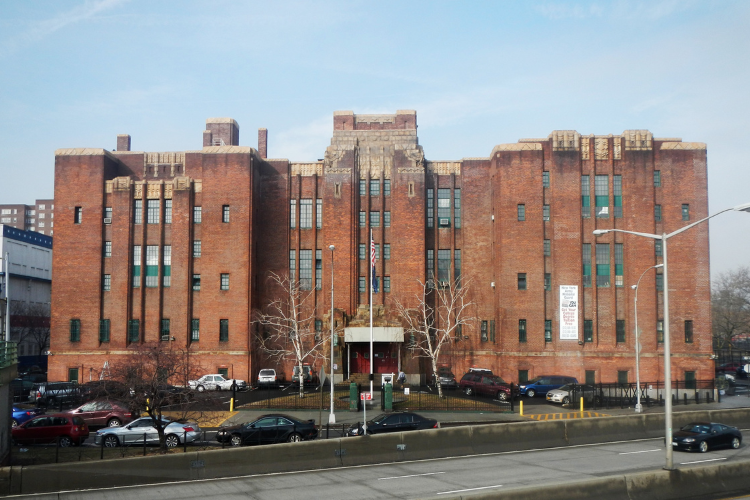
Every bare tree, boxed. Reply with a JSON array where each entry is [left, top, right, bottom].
[[10, 302, 50, 356], [254, 272, 327, 398], [712, 266, 750, 351], [395, 276, 475, 398], [108, 342, 212, 452]]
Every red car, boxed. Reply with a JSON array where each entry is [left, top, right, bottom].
[[12, 414, 89, 447], [66, 400, 134, 428]]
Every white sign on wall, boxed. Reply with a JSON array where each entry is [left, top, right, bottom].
[[559, 285, 579, 340]]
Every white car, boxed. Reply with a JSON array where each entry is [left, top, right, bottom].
[[257, 369, 285, 387], [546, 384, 599, 405], [188, 374, 247, 392], [94, 417, 201, 448]]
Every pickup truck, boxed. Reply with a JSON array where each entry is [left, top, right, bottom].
[[188, 374, 247, 392]]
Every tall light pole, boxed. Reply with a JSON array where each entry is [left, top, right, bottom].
[[4, 252, 9, 343], [594, 201, 750, 470], [631, 263, 663, 413], [328, 244, 336, 425]]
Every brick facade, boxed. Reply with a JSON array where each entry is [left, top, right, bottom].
[[49, 114, 712, 386]]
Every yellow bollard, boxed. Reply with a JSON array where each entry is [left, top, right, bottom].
[[580, 397, 584, 413], [520, 400, 524, 416], [230, 397, 235, 412]]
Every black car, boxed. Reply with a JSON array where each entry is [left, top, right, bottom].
[[216, 414, 317, 446], [672, 422, 742, 453], [347, 412, 438, 436]]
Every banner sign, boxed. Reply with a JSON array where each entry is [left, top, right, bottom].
[[559, 285, 579, 340]]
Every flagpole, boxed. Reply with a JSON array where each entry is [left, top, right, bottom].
[[369, 229, 374, 397]]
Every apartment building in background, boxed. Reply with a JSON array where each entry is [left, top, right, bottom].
[[0, 200, 55, 236]]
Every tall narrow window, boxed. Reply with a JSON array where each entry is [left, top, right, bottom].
[[359, 244, 366, 260], [596, 243, 610, 287], [359, 211, 366, 227], [128, 319, 140, 343], [103, 274, 111, 291], [359, 277, 366, 293], [74, 206, 83, 224], [146, 246, 159, 287], [437, 188, 451, 225], [543, 205, 550, 221], [383, 276, 391, 292], [68, 368, 79, 383], [134, 200, 142, 224], [163, 246, 171, 287], [545, 320, 552, 343], [682, 204, 690, 221], [519, 370, 529, 384], [657, 320, 664, 343], [384, 212, 391, 227], [584, 320, 593, 342], [613, 175, 622, 218], [583, 243, 592, 287], [315, 249, 322, 290], [193, 206, 202, 224], [289, 250, 296, 282], [437, 249, 450, 284], [585, 370, 596, 385], [655, 240, 663, 257], [544, 273, 551, 291], [542, 171, 550, 188], [581, 175, 590, 218], [616, 319, 626, 343], [544, 239, 551, 256], [70, 319, 81, 342], [384, 179, 391, 196], [615, 243, 624, 287], [427, 249, 434, 283], [517, 204, 525, 221], [300, 199, 312, 228], [427, 188, 434, 228], [370, 179, 380, 197], [132, 246, 141, 287], [161, 319, 170, 341], [193, 240, 201, 258], [147, 199, 159, 224], [191, 319, 200, 342], [518, 319, 527, 343], [374, 244, 380, 260], [654, 170, 661, 187], [99, 319, 110, 343], [192, 274, 201, 291], [685, 320, 693, 343], [299, 250, 312, 290], [222, 205, 230, 223], [455, 249, 461, 286], [316, 199, 322, 228], [481, 320, 488, 342], [104, 241, 112, 258], [454, 189, 461, 228], [384, 244, 391, 260], [618, 371, 629, 385], [518, 273, 527, 290], [595, 175, 609, 218], [370, 211, 380, 227], [359, 180, 367, 196], [104, 207, 112, 220], [220, 319, 229, 342], [220, 273, 229, 290], [654, 205, 662, 222], [164, 199, 172, 224], [656, 273, 663, 291], [685, 371, 696, 389], [290, 200, 296, 228]]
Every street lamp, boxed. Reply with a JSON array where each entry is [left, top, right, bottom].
[[328, 244, 336, 425], [594, 201, 750, 470], [631, 263, 663, 413]]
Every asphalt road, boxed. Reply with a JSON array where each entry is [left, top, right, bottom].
[[14, 432, 750, 500]]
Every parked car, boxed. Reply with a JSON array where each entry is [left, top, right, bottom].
[[12, 414, 89, 447], [671, 422, 742, 453], [66, 400, 134, 428], [716, 363, 747, 379], [188, 374, 247, 392], [30, 382, 81, 406], [257, 368, 285, 387], [545, 384, 600, 405], [216, 414, 317, 446], [431, 366, 458, 388], [347, 412, 438, 436], [11, 406, 44, 428], [10, 378, 34, 402], [519, 376, 578, 398], [291, 365, 318, 386], [95, 416, 201, 448], [459, 372, 513, 401]]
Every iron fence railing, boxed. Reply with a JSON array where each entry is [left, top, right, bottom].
[[565, 380, 716, 410]]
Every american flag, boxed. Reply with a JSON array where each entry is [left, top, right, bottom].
[[371, 233, 378, 293]]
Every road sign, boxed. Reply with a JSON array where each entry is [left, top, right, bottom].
[[360, 392, 372, 401]]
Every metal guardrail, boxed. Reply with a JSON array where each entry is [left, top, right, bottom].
[[0, 341, 18, 369]]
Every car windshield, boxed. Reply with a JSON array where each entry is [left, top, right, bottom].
[[488, 376, 506, 384], [680, 423, 710, 434], [526, 377, 542, 384], [259, 370, 275, 376], [557, 384, 573, 391], [371, 414, 389, 424]]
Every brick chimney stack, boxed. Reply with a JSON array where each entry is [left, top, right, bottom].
[[258, 128, 268, 158], [116, 134, 131, 151], [205, 118, 240, 146]]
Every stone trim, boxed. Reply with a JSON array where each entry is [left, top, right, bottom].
[[660, 142, 706, 150]]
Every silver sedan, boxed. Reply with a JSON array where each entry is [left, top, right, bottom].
[[94, 417, 201, 448]]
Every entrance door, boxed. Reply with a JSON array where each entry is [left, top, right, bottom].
[[350, 345, 370, 374], [350, 344, 398, 374]]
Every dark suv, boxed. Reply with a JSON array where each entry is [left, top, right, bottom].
[[31, 382, 81, 406], [459, 372, 512, 401]]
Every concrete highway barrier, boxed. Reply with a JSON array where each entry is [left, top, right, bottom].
[[565, 414, 648, 446]]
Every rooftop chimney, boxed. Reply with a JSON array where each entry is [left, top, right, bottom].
[[258, 128, 268, 158], [205, 118, 240, 146], [117, 134, 131, 151]]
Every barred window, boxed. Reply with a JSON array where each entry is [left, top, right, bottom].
[[300, 250, 312, 290], [359, 277, 366, 293], [654, 170, 661, 187], [518, 319, 527, 343], [654, 204, 662, 222], [543, 205, 550, 221], [359, 211, 366, 227], [164, 200, 172, 224], [657, 320, 664, 343], [145, 246, 159, 288], [582, 243, 592, 287], [163, 246, 171, 287], [315, 250, 322, 290], [481, 320, 488, 342], [133, 246, 141, 287], [70, 319, 81, 342], [193, 206, 202, 224], [193, 240, 201, 258], [384, 276, 391, 292], [104, 241, 112, 258], [370, 179, 380, 197], [384, 244, 391, 260], [191, 319, 200, 342], [220, 273, 229, 290], [147, 199, 159, 224], [289, 250, 296, 282], [544, 239, 551, 256], [581, 175, 591, 218], [595, 175, 609, 218], [616, 319, 626, 343], [300, 199, 312, 229], [384, 211, 391, 227], [427, 188, 434, 228], [427, 249, 434, 283], [596, 243, 610, 287], [454, 189, 461, 228], [220, 319, 229, 342], [99, 319, 110, 343], [518, 204, 525, 221], [370, 211, 380, 227], [316, 199, 322, 228], [384, 179, 391, 196], [360, 180, 367, 196], [103, 274, 111, 291], [222, 205, 230, 223], [290, 200, 296, 228], [134, 200, 142, 224], [128, 319, 140, 343]]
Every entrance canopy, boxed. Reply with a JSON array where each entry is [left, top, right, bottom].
[[345, 327, 404, 343]]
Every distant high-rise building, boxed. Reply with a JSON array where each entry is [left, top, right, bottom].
[[0, 200, 55, 236]]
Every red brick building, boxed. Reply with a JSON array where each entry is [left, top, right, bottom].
[[49, 112, 711, 386]]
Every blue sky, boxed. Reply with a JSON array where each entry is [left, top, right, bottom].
[[1, 0, 748, 278]]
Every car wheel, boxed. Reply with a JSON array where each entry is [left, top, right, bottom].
[[165, 434, 180, 448], [497, 391, 508, 401], [464, 387, 474, 396], [107, 418, 122, 427], [11, 419, 18, 428], [287, 433, 302, 443], [230, 434, 242, 447], [562, 396, 570, 405], [732, 437, 741, 449], [699, 441, 709, 453], [196, 385, 205, 392], [59, 436, 73, 448], [104, 435, 119, 447], [527, 389, 536, 398]]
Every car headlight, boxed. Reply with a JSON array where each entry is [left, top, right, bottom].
[[519, 385, 526, 389], [682, 438, 695, 443]]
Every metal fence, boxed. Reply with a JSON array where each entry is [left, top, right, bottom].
[[566, 380, 716, 410], [383, 386, 513, 413]]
